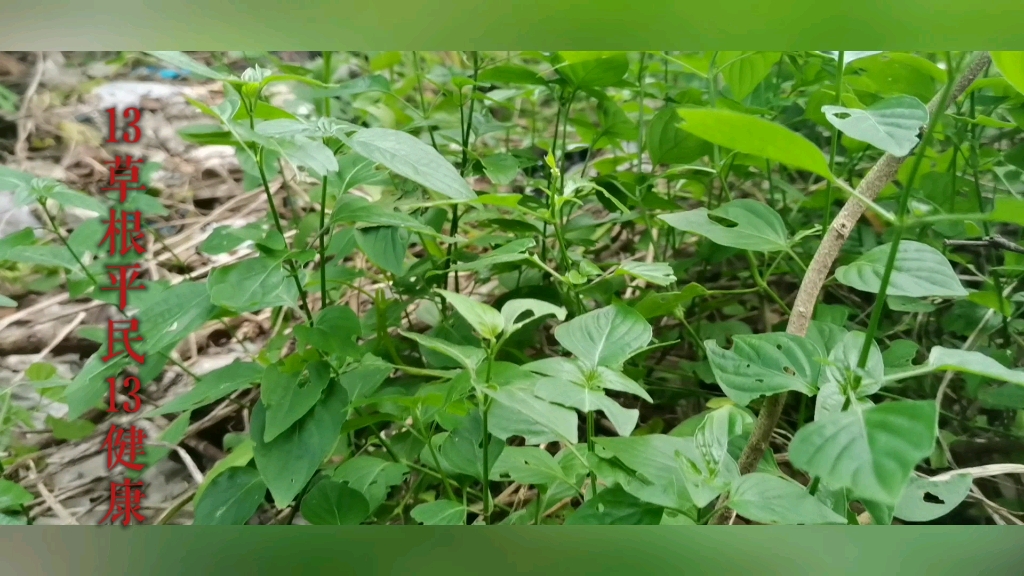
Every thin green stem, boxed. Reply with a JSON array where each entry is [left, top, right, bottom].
[[823, 51, 845, 228], [855, 52, 958, 374]]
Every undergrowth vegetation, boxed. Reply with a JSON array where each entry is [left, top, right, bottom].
[[3, 50, 1024, 525]]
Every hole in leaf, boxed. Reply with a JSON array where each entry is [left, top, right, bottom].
[[707, 213, 739, 228], [783, 366, 796, 376], [775, 344, 783, 351], [754, 378, 765, 384], [922, 492, 945, 505], [832, 112, 853, 120]]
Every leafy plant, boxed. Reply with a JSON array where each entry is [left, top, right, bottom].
[[2, 50, 1023, 527]]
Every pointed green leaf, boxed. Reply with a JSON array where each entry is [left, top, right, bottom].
[[728, 473, 847, 525], [553, 304, 652, 369], [991, 52, 1024, 97], [436, 289, 504, 340], [564, 485, 663, 525], [835, 241, 968, 298], [500, 299, 567, 336], [789, 400, 938, 504], [299, 481, 370, 525], [486, 383, 580, 445], [252, 379, 349, 508], [411, 499, 466, 525], [704, 333, 822, 406], [822, 95, 929, 157], [894, 474, 972, 522], [676, 108, 833, 179], [658, 199, 790, 252], [193, 466, 266, 526], [347, 128, 474, 200]]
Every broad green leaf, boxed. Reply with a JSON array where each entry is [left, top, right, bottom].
[[195, 439, 254, 503], [144, 362, 263, 418], [822, 95, 929, 156], [991, 52, 1024, 96], [616, 262, 676, 286], [915, 347, 1024, 386], [500, 299, 567, 336], [299, 481, 370, 525], [330, 195, 434, 234], [481, 154, 520, 185], [252, 379, 349, 508], [436, 289, 504, 341], [332, 456, 409, 511], [554, 52, 629, 88], [44, 415, 96, 441], [0, 295, 16, 307], [676, 108, 834, 179], [338, 356, 392, 403], [3, 245, 79, 270], [260, 361, 331, 443], [411, 500, 466, 525], [893, 474, 972, 522], [553, 304, 652, 369], [704, 333, 822, 406], [193, 466, 266, 526], [990, 196, 1024, 226], [524, 356, 652, 403], [0, 479, 32, 510], [293, 305, 361, 360], [646, 106, 711, 166], [270, 135, 338, 177], [632, 283, 708, 319], [835, 241, 968, 298], [489, 446, 569, 486], [658, 199, 790, 252], [355, 226, 408, 276], [208, 257, 298, 312], [347, 128, 474, 200], [728, 473, 847, 525], [564, 485, 663, 525], [823, 331, 885, 397], [534, 377, 639, 436], [399, 330, 485, 372], [486, 383, 580, 445], [789, 400, 938, 504], [146, 51, 234, 81], [720, 52, 783, 101], [595, 434, 723, 508]]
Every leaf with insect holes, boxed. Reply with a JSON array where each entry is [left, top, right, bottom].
[[347, 128, 474, 201], [704, 333, 822, 406], [789, 400, 938, 505], [728, 473, 847, 525], [893, 474, 972, 522], [659, 199, 790, 252], [676, 108, 834, 180], [835, 241, 967, 298], [260, 361, 332, 443], [822, 95, 929, 157], [500, 299, 567, 336], [554, 304, 652, 370]]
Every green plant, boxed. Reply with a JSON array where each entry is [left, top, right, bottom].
[[2, 50, 1024, 526]]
